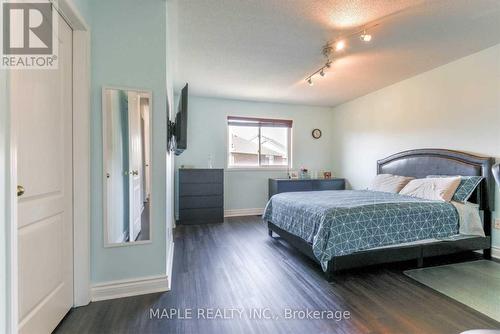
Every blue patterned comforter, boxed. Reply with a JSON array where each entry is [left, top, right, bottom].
[[262, 190, 458, 270]]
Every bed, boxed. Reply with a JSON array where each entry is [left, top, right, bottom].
[[263, 149, 495, 279]]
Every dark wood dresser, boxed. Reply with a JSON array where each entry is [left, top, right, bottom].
[[179, 169, 224, 224], [268, 178, 346, 199]]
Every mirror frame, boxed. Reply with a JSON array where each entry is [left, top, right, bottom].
[[102, 86, 153, 248]]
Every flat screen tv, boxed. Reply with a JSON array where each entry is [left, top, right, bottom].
[[174, 84, 188, 155]]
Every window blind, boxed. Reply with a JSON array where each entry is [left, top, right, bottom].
[[227, 116, 293, 128]]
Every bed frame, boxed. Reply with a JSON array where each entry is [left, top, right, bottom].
[[267, 149, 495, 280]]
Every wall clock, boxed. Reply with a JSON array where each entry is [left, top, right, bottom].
[[312, 128, 322, 139]]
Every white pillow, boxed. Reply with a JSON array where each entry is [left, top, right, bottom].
[[368, 174, 414, 193], [399, 177, 461, 202]]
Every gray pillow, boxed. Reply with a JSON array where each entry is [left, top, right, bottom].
[[426, 175, 483, 202]]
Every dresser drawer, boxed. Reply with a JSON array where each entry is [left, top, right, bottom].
[[277, 180, 313, 193], [312, 179, 345, 190], [179, 183, 223, 196], [179, 169, 223, 184], [179, 208, 223, 224], [179, 195, 223, 209]]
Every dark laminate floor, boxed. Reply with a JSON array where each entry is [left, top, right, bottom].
[[55, 216, 500, 334]]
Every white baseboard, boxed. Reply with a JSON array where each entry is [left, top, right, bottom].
[[166, 241, 175, 290], [224, 208, 264, 217], [91, 241, 176, 302], [492, 246, 500, 259], [91, 274, 169, 302]]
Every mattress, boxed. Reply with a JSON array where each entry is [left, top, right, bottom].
[[262, 190, 459, 270]]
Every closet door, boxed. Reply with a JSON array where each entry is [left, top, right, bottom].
[[12, 15, 74, 334]]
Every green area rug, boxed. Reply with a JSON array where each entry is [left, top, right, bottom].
[[404, 260, 500, 322]]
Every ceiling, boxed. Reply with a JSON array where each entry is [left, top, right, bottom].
[[172, 0, 500, 107]]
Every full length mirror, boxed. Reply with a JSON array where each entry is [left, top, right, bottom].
[[103, 88, 152, 246]]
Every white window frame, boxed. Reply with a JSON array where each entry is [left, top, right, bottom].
[[226, 116, 293, 170]]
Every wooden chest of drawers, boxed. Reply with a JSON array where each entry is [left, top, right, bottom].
[[178, 169, 224, 224]]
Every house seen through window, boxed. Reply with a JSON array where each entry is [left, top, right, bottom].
[[227, 116, 292, 168]]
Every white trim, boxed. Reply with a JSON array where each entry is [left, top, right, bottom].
[[166, 241, 175, 291], [224, 208, 264, 217], [91, 275, 169, 302], [0, 70, 12, 334], [7, 68, 19, 334], [51, 0, 89, 31], [492, 246, 500, 259], [71, 29, 91, 307], [57, 0, 92, 309]]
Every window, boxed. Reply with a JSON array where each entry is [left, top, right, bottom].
[[227, 116, 292, 168]]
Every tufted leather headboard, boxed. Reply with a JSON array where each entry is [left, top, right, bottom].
[[377, 149, 495, 213]]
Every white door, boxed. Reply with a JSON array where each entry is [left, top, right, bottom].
[[12, 16, 73, 334], [128, 92, 142, 241], [141, 99, 151, 202]]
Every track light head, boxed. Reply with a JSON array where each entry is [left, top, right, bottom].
[[360, 30, 372, 42], [335, 40, 345, 51], [307, 78, 314, 86], [320, 69, 325, 77]]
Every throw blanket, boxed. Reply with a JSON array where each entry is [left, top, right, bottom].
[[262, 190, 458, 271]]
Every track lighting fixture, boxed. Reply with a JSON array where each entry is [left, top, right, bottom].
[[305, 42, 335, 86], [304, 24, 379, 87], [305, 59, 332, 87]]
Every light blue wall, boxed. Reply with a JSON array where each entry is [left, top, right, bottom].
[[90, 0, 168, 283], [165, 1, 176, 240], [175, 96, 335, 212], [71, 0, 91, 25]]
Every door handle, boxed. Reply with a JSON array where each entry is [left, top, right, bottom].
[[132, 170, 139, 176], [17, 185, 25, 197]]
